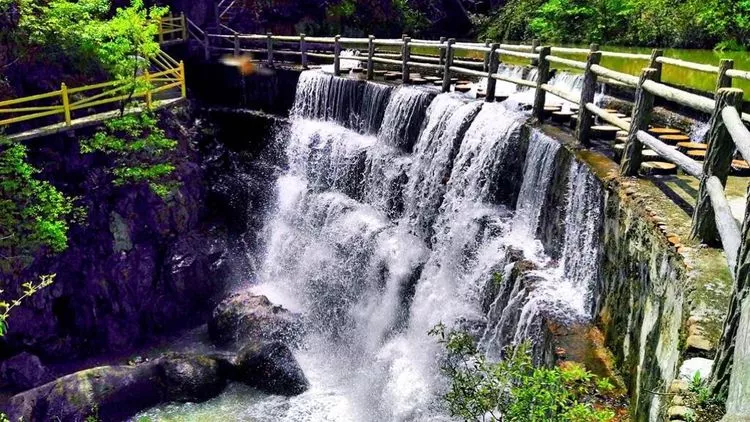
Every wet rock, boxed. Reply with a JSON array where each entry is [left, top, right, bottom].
[[0, 352, 54, 391], [686, 334, 713, 352], [234, 341, 309, 396], [158, 353, 227, 402], [4, 353, 229, 421], [668, 405, 695, 420], [208, 291, 300, 348]]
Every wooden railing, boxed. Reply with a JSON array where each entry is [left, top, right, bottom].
[[158, 13, 188, 45], [186, 25, 750, 274], [0, 53, 186, 141]]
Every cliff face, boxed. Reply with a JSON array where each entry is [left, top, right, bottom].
[[0, 105, 242, 361]]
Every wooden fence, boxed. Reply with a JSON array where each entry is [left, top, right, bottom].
[[186, 24, 750, 277], [0, 22, 188, 142]]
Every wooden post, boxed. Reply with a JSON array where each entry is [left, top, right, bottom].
[[575, 44, 601, 145], [438, 36, 447, 66], [203, 32, 210, 61], [531, 39, 540, 65], [333, 34, 341, 76], [158, 18, 164, 44], [485, 43, 500, 103], [717, 59, 734, 91], [144, 69, 152, 109], [179, 61, 186, 98], [213, 1, 220, 33], [180, 12, 187, 41], [620, 68, 658, 176], [442, 38, 455, 93], [300, 34, 308, 68], [402, 36, 411, 84], [483, 39, 491, 72], [267, 33, 274, 66], [649, 49, 663, 82], [367, 35, 375, 80], [233, 34, 240, 57], [532, 46, 551, 120], [691, 87, 745, 245], [61, 83, 71, 126]]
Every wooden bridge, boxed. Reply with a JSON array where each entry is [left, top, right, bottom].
[[0, 14, 188, 143]]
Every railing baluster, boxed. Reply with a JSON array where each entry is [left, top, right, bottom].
[[233, 34, 240, 57], [144, 69, 152, 109], [691, 87, 745, 244], [203, 32, 210, 61], [61, 83, 71, 126], [717, 59, 734, 91], [180, 13, 187, 41], [441, 38, 455, 93], [367, 35, 375, 81], [180, 61, 187, 99], [483, 39, 491, 72], [267, 32, 274, 66], [575, 44, 601, 145], [438, 37, 446, 66], [485, 43, 500, 103], [300, 34, 308, 69], [333, 35, 341, 76], [649, 49, 663, 82], [532, 46, 551, 120], [402, 36, 411, 84], [531, 39, 540, 65], [620, 68, 657, 176]]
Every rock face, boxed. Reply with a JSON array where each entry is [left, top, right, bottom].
[[3, 349, 308, 421], [0, 352, 54, 392], [208, 291, 300, 348], [0, 108, 236, 360], [234, 341, 310, 396]]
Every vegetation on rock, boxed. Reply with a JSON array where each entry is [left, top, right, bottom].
[[81, 112, 180, 199], [477, 0, 750, 50], [430, 323, 621, 421]]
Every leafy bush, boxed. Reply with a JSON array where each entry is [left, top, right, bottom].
[[81, 112, 180, 199], [0, 142, 75, 266], [430, 323, 618, 422], [0, 274, 55, 336]]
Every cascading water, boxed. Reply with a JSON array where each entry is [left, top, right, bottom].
[[138, 71, 607, 422]]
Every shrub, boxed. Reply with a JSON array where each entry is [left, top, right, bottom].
[[430, 323, 618, 422]]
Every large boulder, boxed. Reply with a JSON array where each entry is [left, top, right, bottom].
[[3, 353, 227, 421], [234, 341, 309, 396], [0, 352, 54, 392], [208, 291, 300, 348]]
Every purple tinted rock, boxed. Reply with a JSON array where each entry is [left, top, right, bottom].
[[0, 352, 53, 392]]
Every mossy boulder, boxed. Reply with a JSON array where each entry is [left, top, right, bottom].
[[208, 291, 301, 348], [234, 341, 309, 396]]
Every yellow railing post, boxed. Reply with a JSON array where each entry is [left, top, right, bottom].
[[179, 61, 186, 98], [61, 83, 71, 126], [144, 69, 152, 109]]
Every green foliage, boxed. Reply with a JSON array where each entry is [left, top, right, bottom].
[[393, 0, 430, 33], [81, 112, 180, 199], [2, 0, 166, 84], [480, 0, 750, 49], [0, 142, 75, 266], [0, 274, 55, 336], [430, 323, 618, 422]]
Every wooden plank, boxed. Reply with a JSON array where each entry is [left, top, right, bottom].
[[452, 67, 487, 77], [636, 130, 704, 178], [370, 57, 401, 65], [541, 83, 579, 104], [726, 68, 750, 81], [492, 74, 537, 88], [723, 106, 750, 165], [656, 56, 719, 74], [641, 80, 715, 113], [591, 65, 639, 87], [546, 55, 587, 70], [706, 175, 741, 273], [496, 49, 537, 60], [585, 103, 631, 131]]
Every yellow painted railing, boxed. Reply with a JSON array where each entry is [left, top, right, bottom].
[[0, 56, 186, 133], [158, 13, 188, 45]]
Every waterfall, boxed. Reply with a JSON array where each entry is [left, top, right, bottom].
[[139, 71, 608, 421]]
